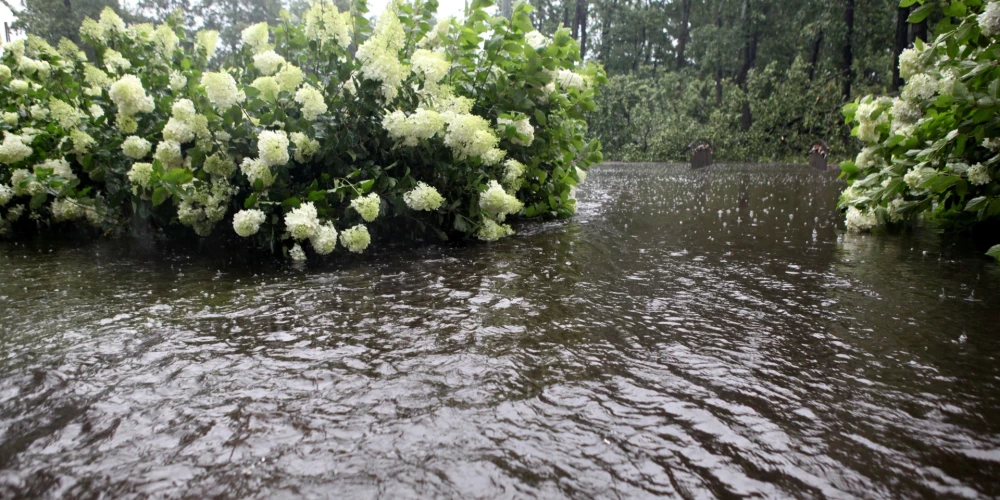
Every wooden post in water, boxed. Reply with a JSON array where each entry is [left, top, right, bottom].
[[808, 140, 830, 171], [689, 139, 713, 169]]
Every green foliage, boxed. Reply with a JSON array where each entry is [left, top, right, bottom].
[[590, 57, 855, 162], [838, 0, 1000, 254], [0, 0, 607, 260]]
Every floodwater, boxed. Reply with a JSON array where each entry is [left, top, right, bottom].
[[1, 163, 999, 499]]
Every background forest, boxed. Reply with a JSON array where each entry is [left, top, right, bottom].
[[4, 0, 937, 162]]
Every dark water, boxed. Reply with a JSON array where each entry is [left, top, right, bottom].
[[2, 163, 999, 499]]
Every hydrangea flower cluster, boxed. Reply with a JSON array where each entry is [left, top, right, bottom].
[[839, 2, 1000, 253], [0, 0, 605, 261]]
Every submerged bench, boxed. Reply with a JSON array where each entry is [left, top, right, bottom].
[[808, 141, 831, 171], [689, 139, 713, 169]]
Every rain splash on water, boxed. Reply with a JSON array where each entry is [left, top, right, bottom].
[[1, 163, 999, 498]]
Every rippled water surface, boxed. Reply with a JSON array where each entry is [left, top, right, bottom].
[[2, 163, 1000, 499]]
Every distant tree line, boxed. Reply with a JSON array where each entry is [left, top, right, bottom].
[[525, 0, 944, 162]]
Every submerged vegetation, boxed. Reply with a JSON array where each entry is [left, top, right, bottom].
[[0, 0, 606, 259], [839, 1, 1000, 260]]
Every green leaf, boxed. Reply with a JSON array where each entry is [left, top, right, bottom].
[[899, 0, 919, 6], [162, 168, 193, 185], [29, 193, 47, 210], [359, 179, 376, 193], [281, 197, 302, 208], [244, 193, 258, 209], [908, 2, 934, 23], [966, 196, 988, 212], [152, 187, 170, 206], [987, 245, 1000, 261]]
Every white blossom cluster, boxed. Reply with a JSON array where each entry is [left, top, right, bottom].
[[356, 6, 409, 100]]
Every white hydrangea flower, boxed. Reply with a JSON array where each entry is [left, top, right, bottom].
[[109, 75, 155, 116], [170, 71, 187, 92], [9, 169, 41, 196], [339, 224, 371, 253], [89, 104, 104, 119], [979, 1, 1000, 36], [502, 159, 526, 189], [154, 24, 180, 56], [9, 79, 30, 94], [253, 50, 285, 76], [240, 157, 274, 187], [0, 133, 33, 165], [418, 16, 452, 48], [275, 64, 304, 92], [49, 99, 83, 129], [285, 202, 320, 240], [412, 49, 450, 84], [311, 222, 338, 254], [356, 5, 409, 100], [557, 70, 586, 90], [257, 130, 290, 167], [201, 72, 244, 110], [890, 97, 922, 125], [403, 182, 445, 211], [968, 163, 991, 185], [0, 184, 13, 206], [98, 7, 126, 36], [444, 114, 499, 160], [382, 109, 446, 146], [903, 166, 936, 190], [0, 65, 10, 82], [51, 198, 83, 221], [497, 117, 534, 146], [479, 180, 523, 219], [36, 158, 75, 180], [482, 148, 506, 166], [902, 73, 937, 101], [295, 85, 328, 120], [83, 64, 111, 87], [289, 243, 307, 261], [845, 206, 877, 232], [251, 76, 280, 101], [477, 218, 514, 241], [898, 46, 925, 80], [524, 30, 548, 47], [6, 204, 25, 221], [196, 30, 219, 59], [103, 49, 131, 73], [983, 138, 1000, 151], [203, 152, 235, 177], [887, 197, 906, 223], [1, 112, 16, 126], [241, 22, 270, 53], [70, 129, 95, 154], [153, 140, 183, 168], [290, 132, 321, 163], [350, 193, 380, 222], [128, 162, 153, 189], [233, 209, 266, 237], [304, 0, 351, 49]]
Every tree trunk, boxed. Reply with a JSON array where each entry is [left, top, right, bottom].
[[571, 0, 579, 39], [892, 6, 909, 90], [910, 19, 927, 43], [564, 3, 571, 31], [807, 30, 823, 80], [676, 0, 692, 70], [599, 0, 615, 62], [577, 0, 588, 57], [842, 0, 855, 100], [714, 1, 724, 106], [737, 0, 756, 131]]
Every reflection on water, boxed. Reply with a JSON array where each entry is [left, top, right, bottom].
[[1, 163, 999, 498]]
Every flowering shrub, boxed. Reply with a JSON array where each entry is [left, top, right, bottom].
[[839, 0, 1000, 259], [0, 0, 605, 260]]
